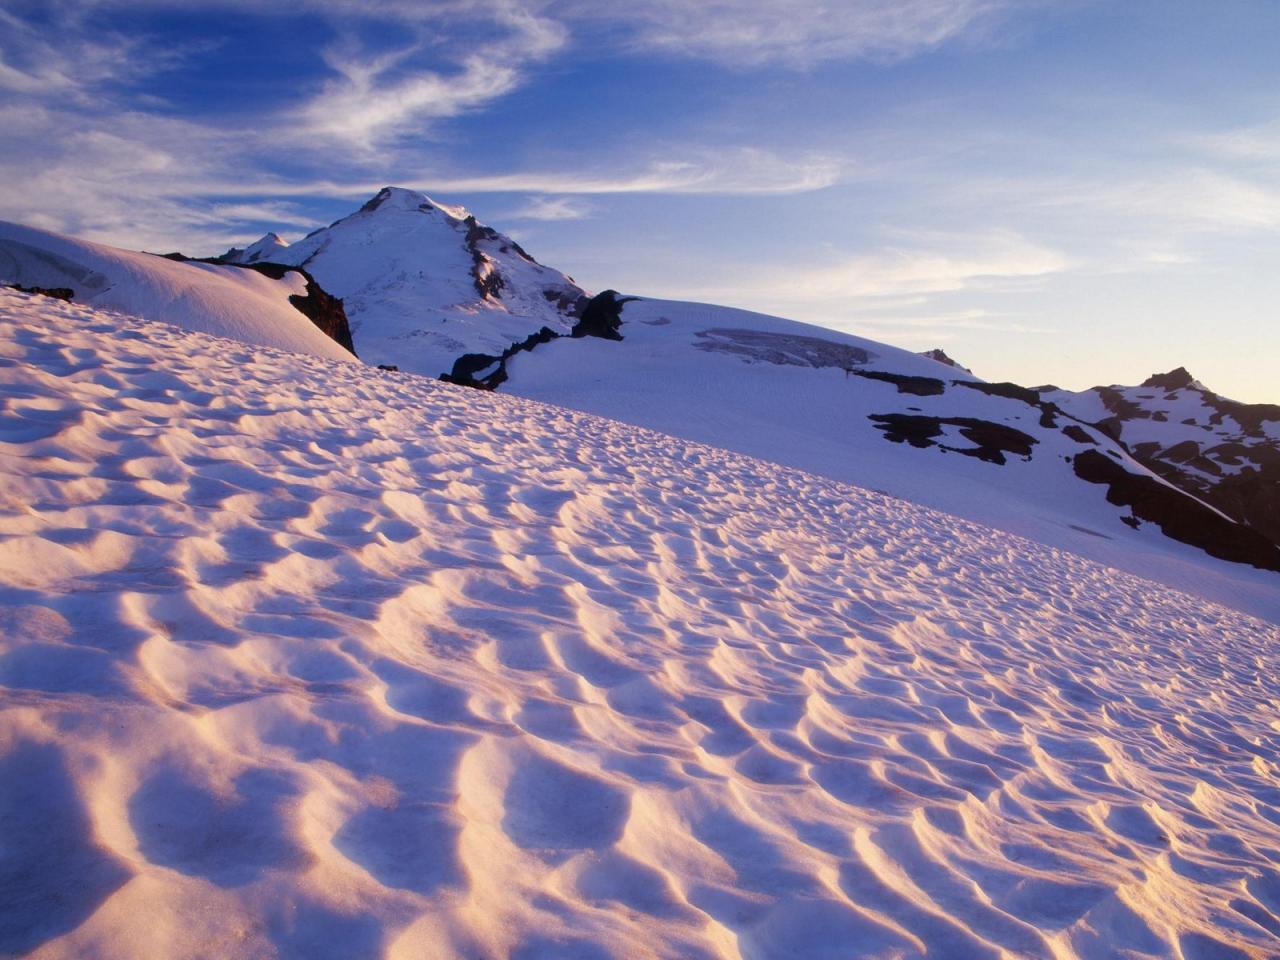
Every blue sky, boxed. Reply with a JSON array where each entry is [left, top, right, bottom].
[[3, 1, 1278, 401]]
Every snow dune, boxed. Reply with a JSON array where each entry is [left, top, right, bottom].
[[2, 288, 1280, 959]]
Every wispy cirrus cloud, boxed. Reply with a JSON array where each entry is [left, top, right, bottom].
[[413, 149, 843, 196], [0, 6, 191, 98], [563, 0, 1021, 67], [675, 230, 1068, 305], [504, 195, 595, 221], [299, 3, 566, 146], [301, 51, 524, 146], [185, 146, 843, 200], [0, 0, 857, 249], [642, 230, 1068, 343], [1185, 119, 1280, 163]]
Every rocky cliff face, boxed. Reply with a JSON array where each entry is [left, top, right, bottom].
[[1045, 370, 1280, 551], [165, 254, 357, 357], [231, 261, 356, 356]]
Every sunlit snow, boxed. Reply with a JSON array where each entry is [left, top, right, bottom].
[[2, 289, 1279, 958]]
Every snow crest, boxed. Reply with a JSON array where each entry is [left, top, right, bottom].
[[0, 221, 355, 362], [2, 288, 1280, 959]]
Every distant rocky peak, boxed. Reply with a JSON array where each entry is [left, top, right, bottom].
[[221, 231, 290, 265], [919, 348, 972, 374], [1141, 366, 1201, 392]]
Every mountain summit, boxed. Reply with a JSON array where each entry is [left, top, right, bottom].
[[236, 187, 586, 376], [1045, 372, 1280, 551], [1140, 366, 1201, 391], [222, 231, 289, 266]]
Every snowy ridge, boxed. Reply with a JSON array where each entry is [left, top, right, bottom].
[[222, 232, 290, 266], [252, 187, 586, 376], [1046, 370, 1280, 550], [3, 287, 1280, 959], [200, 189, 1280, 581], [501, 297, 1280, 605], [0, 221, 355, 362], [5, 198, 1274, 587]]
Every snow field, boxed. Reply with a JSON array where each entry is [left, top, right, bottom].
[[506, 297, 1280, 623], [1, 289, 1280, 959]]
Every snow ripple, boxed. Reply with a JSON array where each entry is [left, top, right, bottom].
[[1, 289, 1279, 958]]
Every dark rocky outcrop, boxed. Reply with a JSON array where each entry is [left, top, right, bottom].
[[1061, 424, 1097, 445], [1071, 449, 1280, 572], [1067, 371, 1280, 553], [464, 216, 507, 301], [1128, 440, 1280, 551], [1141, 367, 1197, 391], [953, 380, 1043, 407], [868, 414, 1038, 465], [6, 283, 73, 301], [285, 276, 355, 355], [441, 326, 560, 391], [571, 290, 631, 341], [951, 380, 1062, 429], [1199, 393, 1280, 436], [160, 252, 356, 356], [543, 288, 589, 317], [919, 348, 972, 373], [442, 290, 634, 390], [359, 188, 395, 214], [850, 370, 946, 396]]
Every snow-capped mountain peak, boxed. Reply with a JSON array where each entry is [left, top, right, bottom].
[[221, 231, 291, 265], [253, 187, 586, 376], [355, 185, 469, 220]]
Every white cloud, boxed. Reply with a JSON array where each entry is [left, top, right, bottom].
[[299, 3, 566, 146], [1187, 120, 1280, 162], [631, 231, 1067, 344], [982, 167, 1280, 236], [0, 8, 188, 100], [686, 230, 1069, 305], [413, 149, 843, 196], [208, 202, 324, 229], [302, 51, 523, 146], [187, 147, 842, 200], [505, 195, 595, 221], [565, 0, 1020, 67]]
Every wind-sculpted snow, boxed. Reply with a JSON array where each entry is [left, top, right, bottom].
[[3, 288, 1280, 958]]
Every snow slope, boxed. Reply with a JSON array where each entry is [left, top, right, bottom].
[[501, 297, 1280, 616], [216, 190, 1279, 593], [3, 286, 1280, 959], [249, 187, 586, 376], [0, 220, 356, 362]]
